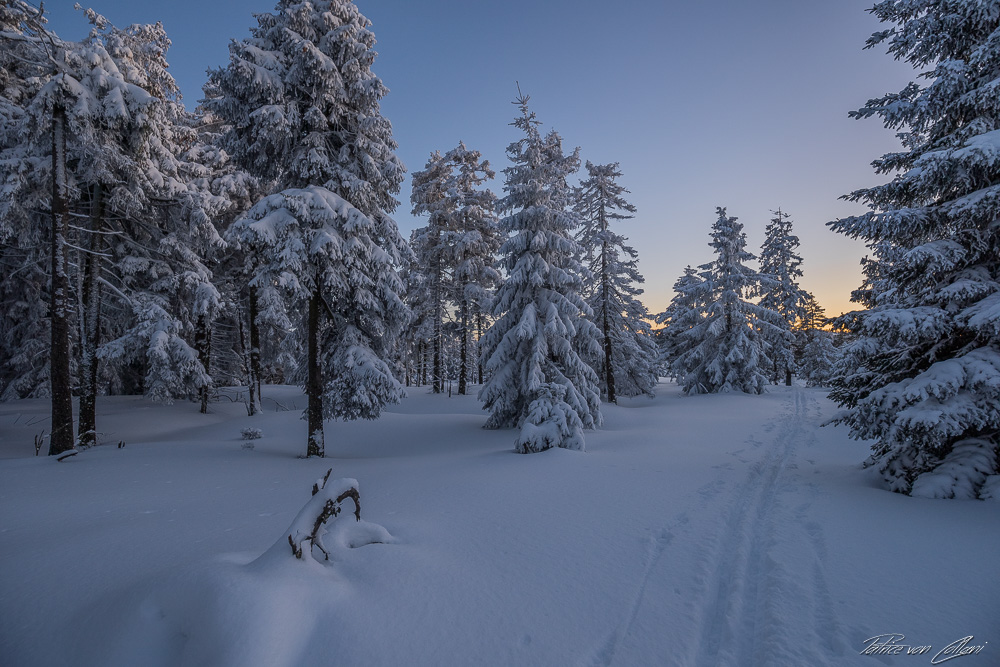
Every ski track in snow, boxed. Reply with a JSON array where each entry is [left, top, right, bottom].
[[587, 388, 848, 667]]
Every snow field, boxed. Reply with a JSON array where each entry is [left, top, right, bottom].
[[0, 382, 996, 666]]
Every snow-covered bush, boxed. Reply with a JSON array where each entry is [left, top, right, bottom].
[[241, 427, 262, 441], [515, 383, 585, 453]]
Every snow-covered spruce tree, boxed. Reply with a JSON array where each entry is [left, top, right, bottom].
[[655, 265, 702, 378], [757, 208, 810, 386], [0, 0, 55, 403], [800, 328, 838, 387], [673, 208, 785, 395], [0, 1, 76, 453], [574, 161, 657, 401], [409, 150, 452, 394], [478, 94, 602, 452], [443, 142, 500, 395], [408, 143, 499, 395], [827, 0, 1000, 499], [214, 0, 408, 458]]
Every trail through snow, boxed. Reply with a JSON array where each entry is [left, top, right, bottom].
[[591, 388, 860, 667]]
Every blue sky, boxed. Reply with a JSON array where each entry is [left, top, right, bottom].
[[43, 0, 916, 317]]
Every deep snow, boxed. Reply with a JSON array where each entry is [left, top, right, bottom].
[[0, 382, 996, 666]]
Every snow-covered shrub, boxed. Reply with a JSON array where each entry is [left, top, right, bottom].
[[241, 427, 263, 441], [515, 383, 585, 453]]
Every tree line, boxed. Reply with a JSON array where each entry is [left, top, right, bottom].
[[3, 0, 996, 499]]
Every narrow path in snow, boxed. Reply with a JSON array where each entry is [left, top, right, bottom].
[[586, 388, 850, 667]]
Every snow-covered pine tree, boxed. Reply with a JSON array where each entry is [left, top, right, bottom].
[[443, 142, 500, 395], [409, 150, 452, 394], [478, 94, 602, 452], [827, 0, 1000, 499], [800, 328, 838, 387], [757, 208, 810, 386], [655, 265, 702, 379], [0, 1, 55, 403], [214, 0, 409, 457], [0, 1, 77, 453], [673, 208, 785, 395], [574, 161, 657, 401]]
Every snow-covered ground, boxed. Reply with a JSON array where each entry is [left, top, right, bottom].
[[0, 382, 996, 666]]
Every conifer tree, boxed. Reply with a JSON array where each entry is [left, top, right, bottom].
[[656, 265, 702, 378], [444, 142, 500, 395], [409, 150, 452, 393], [574, 161, 657, 401], [214, 0, 408, 457], [757, 208, 810, 386], [673, 208, 785, 394], [478, 94, 602, 452], [828, 0, 1000, 498]]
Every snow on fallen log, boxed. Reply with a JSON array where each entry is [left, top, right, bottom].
[[279, 469, 392, 563]]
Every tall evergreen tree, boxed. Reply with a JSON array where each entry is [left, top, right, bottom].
[[827, 0, 1000, 498], [478, 94, 602, 452], [673, 208, 784, 395], [444, 142, 500, 395], [409, 150, 452, 394], [757, 208, 810, 386], [213, 0, 408, 458], [574, 161, 657, 401]]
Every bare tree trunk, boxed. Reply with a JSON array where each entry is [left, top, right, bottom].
[[48, 103, 75, 456], [476, 311, 484, 385], [432, 258, 442, 394], [306, 289, 324, 458], [248, 285, 262, 403], [601, 224, 616, 404], [196, 311, 212, 414], [77, 183, 103, 448], [458, 296, 468, 395], [237, 302, 259, 416]]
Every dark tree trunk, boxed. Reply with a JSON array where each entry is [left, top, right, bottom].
[[458, 297, 468, 395], [249, 285, 262, 403], [196, 312, 212, 414], [48, 103, 75, 456], [785, 367, 792, 387], [306, 289, 324, 458], [77, 183, 104, 448], [601, 238, 616, 404], [237, 303, 259, 416], [476, 311, 484, 385]]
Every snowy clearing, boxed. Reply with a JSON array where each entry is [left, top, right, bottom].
[[0, 382, 996, 666]]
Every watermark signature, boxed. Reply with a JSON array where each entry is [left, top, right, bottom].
[[860, 634, 988, 664]]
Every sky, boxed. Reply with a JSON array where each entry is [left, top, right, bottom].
[[41, 0, 918, 318]]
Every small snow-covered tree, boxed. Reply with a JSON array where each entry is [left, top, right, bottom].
[[799, 328, 838, 387], [827, 0, 1000, 498], [757, 208, 810, 386], [673, 208, 784, 395], [574, 161, 658, 401], [214, 0, 408, 457], [656, 265, 702, 378], [478, 94, 602, 452]]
